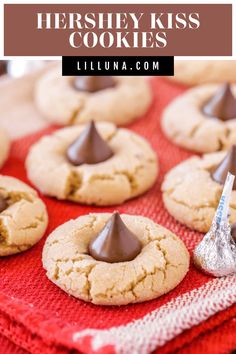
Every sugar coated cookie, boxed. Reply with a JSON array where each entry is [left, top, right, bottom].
[[35, 67, 152, 125], [26, 122, 158, 206], [162, 83, 236, 153], [42, 212, 189, 305], [162, 146, 236, 233], [0, 175, 48, 256], [169, 60, 236, 86]]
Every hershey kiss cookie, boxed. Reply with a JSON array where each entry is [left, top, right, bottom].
[[0, 175, 48, 256], [35, 65, 152, 125], [168, 60, 236, 86], [162, 83, 236, 153], [42, 212, 189, 305], [26, 121, 158, 206], [162, 145, 236, 233], [0, 128, 10, 169]]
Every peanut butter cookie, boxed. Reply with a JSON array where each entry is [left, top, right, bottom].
[[0, 175, 48, 256], [42, 213, 189, 305], [162, 83, 236, 153], [169, 60, 236, 86], [162, 147, 236, 233], [26, 122, 158, 206], [35, 66, 152, 125]]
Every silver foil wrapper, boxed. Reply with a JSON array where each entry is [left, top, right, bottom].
[[193, 172, 236, 277]]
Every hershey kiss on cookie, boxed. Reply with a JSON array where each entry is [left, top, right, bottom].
[[89, 211, 142, 263], [66, 121, 113, 166], [211, 145, 236, 190], [202, 83, 236, 121], [0, 196, 7, 213], [73, 76, 116, 93]]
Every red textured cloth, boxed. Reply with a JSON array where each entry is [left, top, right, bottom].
[[0, 77, 236, 354], [0, 333, 28, 354], [177, 311, 236, 354]]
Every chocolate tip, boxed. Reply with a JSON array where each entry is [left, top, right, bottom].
[[211, 145, 236, 189], [202, 82, 236, 121], [66, 120, 113, 166], [88, 212, 142, 263]]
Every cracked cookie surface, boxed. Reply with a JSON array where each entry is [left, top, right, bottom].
[[42, 213, 189, 306], [162, 151, 236, 233], [0, 175, 48, 256], [26, 122, 158, 206], [34, 66, 152, 125], [0, 128, 10, 169], [168, 60, 236, 86], [162, 84, 236, 153]]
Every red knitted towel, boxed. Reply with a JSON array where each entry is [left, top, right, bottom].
[[0, 77, 235, 354]]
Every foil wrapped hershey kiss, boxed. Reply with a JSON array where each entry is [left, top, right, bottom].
[[194, 172, 236, 277]]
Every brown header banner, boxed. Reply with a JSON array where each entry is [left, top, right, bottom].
[[4, 4, 232, 56]]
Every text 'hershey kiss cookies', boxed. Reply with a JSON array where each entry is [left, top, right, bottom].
[[0, 175, 48, 256], [26, 121, 158, 206], [162, 145, 236, 233], [162, 82, 236, 153], [42, 212, 189, 305], [34, 65, 152, 125]]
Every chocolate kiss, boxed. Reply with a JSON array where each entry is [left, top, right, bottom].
[[231, 223, 236, 243], [66, 121, 113, 166], [202, 83, 236, 121], [0, 197, 7, 213], [73, 76, 116, 93], [211, 145, 236, 190], [89, 212, 142, 263]]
